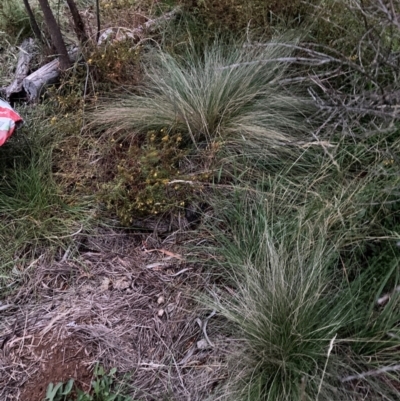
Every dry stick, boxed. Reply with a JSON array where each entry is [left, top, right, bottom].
[[38, 0, 71, 70], [3, 38, 35, 99], [66, 0, 89, 44], [96, 0, 101, 42], [22, 0, 43, 43], [219, 57, 336, 70], [341, 364, 400, 383], [317, 334, 337, 400], [23, 47, 78, 101]]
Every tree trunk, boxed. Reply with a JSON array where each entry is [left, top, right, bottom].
[[22, 0, 43, 43], [37, 0, 71, 70], [65, 0, 89, 44]]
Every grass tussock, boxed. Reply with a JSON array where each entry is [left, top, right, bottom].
[[204, 183, 400, 401], [91, 37, 314, 151]]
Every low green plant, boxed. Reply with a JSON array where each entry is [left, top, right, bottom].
[[44, 365, 132, 401], [86, 40, 143, 89], [98, 128, 211, 224], [177, 0, 315, 34], [0, 104, 93, 291], [0, 0, 39, 40]]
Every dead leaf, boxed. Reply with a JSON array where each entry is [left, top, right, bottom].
[[144, 248, 183, 260]]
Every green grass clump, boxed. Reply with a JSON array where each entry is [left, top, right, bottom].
[[0, 105, 94, 291], [204, 186, 400, 401], [0, 0, 39, 40], [88, 36, 316, 225]]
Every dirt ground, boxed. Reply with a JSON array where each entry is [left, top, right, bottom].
[[0, 227, 229, 401], [18, 336, 92, 401]]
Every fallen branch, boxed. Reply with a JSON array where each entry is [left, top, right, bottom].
[[2, 38, 36, 99]]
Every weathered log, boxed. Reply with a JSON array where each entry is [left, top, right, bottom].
[[3, 38, 36, 99], [23, 48, 78, 101], [4, 7, 180, 101], [23, 58, 60, 101]]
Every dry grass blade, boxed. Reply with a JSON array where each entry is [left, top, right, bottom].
[[0, 228, 228, 401]]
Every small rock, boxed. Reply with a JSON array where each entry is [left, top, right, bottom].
[[99, 278, 110, 291], [197, 339, 210, 350], [157, 295, 165, 305], [158, 309, 165, 317], [113, 277, 131, 290]]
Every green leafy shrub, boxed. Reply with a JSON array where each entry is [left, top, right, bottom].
[[86, 41, 143, 88]]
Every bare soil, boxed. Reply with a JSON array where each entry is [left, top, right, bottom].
[[19, 336, 92, 401]]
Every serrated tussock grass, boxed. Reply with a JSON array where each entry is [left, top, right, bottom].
[[91, 36, 314, 154], [202, 162, 400, 400]]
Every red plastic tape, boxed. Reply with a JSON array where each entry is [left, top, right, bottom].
[[0, 99, 23, 146]]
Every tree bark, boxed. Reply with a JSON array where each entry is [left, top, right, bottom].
[[65, 0, 89, 44], [37, 0, 71, 70], [22, 0, 43, 43]]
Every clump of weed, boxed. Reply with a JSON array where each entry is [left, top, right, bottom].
[[88, 35, 315, 224], [203, 183, 400, 401], [87, 40, 143, 89], [99, 128, 211, 225]]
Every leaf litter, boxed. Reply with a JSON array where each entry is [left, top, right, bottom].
[[0, 227, 230, 401]]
